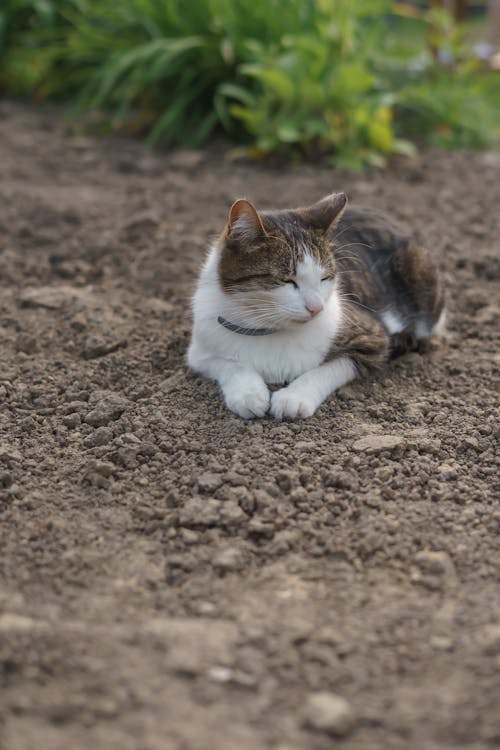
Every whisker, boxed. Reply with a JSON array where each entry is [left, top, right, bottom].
[[335, 240, 374, 253], [339, 293, 379, 317]]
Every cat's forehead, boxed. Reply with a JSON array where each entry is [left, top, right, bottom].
[[263, 212, 325, 259], [219, 231, 292, 288]]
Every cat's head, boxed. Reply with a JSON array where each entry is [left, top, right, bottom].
[[218, 192, 347, 329]]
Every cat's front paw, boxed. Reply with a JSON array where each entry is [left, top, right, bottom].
[[270, 387, 317, 420], [224, 375, 270, 419]]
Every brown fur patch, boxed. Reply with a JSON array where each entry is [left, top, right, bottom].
[[390, 243, 445, 327], [328, 305, 390, 374], [218, 213, 336, 292], [334, 206, 444, 338]]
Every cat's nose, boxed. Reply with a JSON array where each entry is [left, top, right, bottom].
[[305, 295, 324, 317], [307, 306, 322, 318]]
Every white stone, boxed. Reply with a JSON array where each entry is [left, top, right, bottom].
[[304, 692, 355, 736]]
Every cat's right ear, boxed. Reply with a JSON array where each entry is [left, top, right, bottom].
[[227, 199, 267, 241], [298, 192, 348, 232]]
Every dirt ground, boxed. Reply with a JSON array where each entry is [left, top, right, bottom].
[[0, 99, 499, 750]]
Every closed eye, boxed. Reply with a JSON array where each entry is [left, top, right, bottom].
[[232, 273, 273, 283], [285, 280, 298, 288], [321, 276, 334, 282]]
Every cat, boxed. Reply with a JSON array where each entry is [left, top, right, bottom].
[[187, 192, 445, 419]]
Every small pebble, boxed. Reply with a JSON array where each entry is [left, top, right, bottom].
[[218, 501, 246, 527], [479, 624, 500, 656], [275, 470, 294, 493], [83, 426, 113, 447], [213, 546, 245, 572], [304, 692, 355, 737], [179, 498, 222, 528], [438, 463, 458, 481], [83, 335, 127, 359], [62, 413, 80, 429], [352, 435, 406, 453], [84, 394, 128, 427], [197, 472, 223, 493], [414, 549, 455, 577]]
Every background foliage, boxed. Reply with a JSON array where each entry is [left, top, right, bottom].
[[0, 0, 499, 167]]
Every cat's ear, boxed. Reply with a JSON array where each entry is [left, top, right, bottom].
[[227, 199, 267, 241], [298, 192, 347, 232]]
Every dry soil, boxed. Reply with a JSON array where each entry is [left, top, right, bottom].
[[0, 101, 499, 750]]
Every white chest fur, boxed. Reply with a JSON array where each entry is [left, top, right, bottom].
[[188, 249, 343, 385]]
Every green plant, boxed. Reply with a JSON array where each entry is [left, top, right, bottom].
[[220, 0, 413, 168], [0, 0, 498, 166], [374, 6, 500, 149], [0, 1, 75, 93]]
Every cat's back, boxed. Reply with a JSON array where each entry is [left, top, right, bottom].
[[333, 203, 444, 339], [334, 204, 411, 259], [332, 204, 412, 303]]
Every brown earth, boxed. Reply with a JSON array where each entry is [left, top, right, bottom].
[[0, 100, 499, 750]]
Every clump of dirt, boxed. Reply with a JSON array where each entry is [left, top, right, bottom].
[[0, 100, 499, 750]]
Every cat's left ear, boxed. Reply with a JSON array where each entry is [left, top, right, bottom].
[[227, 199, 267, 241], [298, 192, 348, 232]]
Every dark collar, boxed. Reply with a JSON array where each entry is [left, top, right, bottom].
[[217, 316, 277, 336]]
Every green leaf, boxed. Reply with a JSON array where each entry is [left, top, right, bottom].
[[276, 122, 300, 143], [240, 64, 295, 101], [336, 62, 374, 96], [217, 81, 255, 107], [392, 138, 418, 157]]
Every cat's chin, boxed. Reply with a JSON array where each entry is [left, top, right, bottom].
[[273, 319, 312, 332], [288, 315, 317, 325]]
